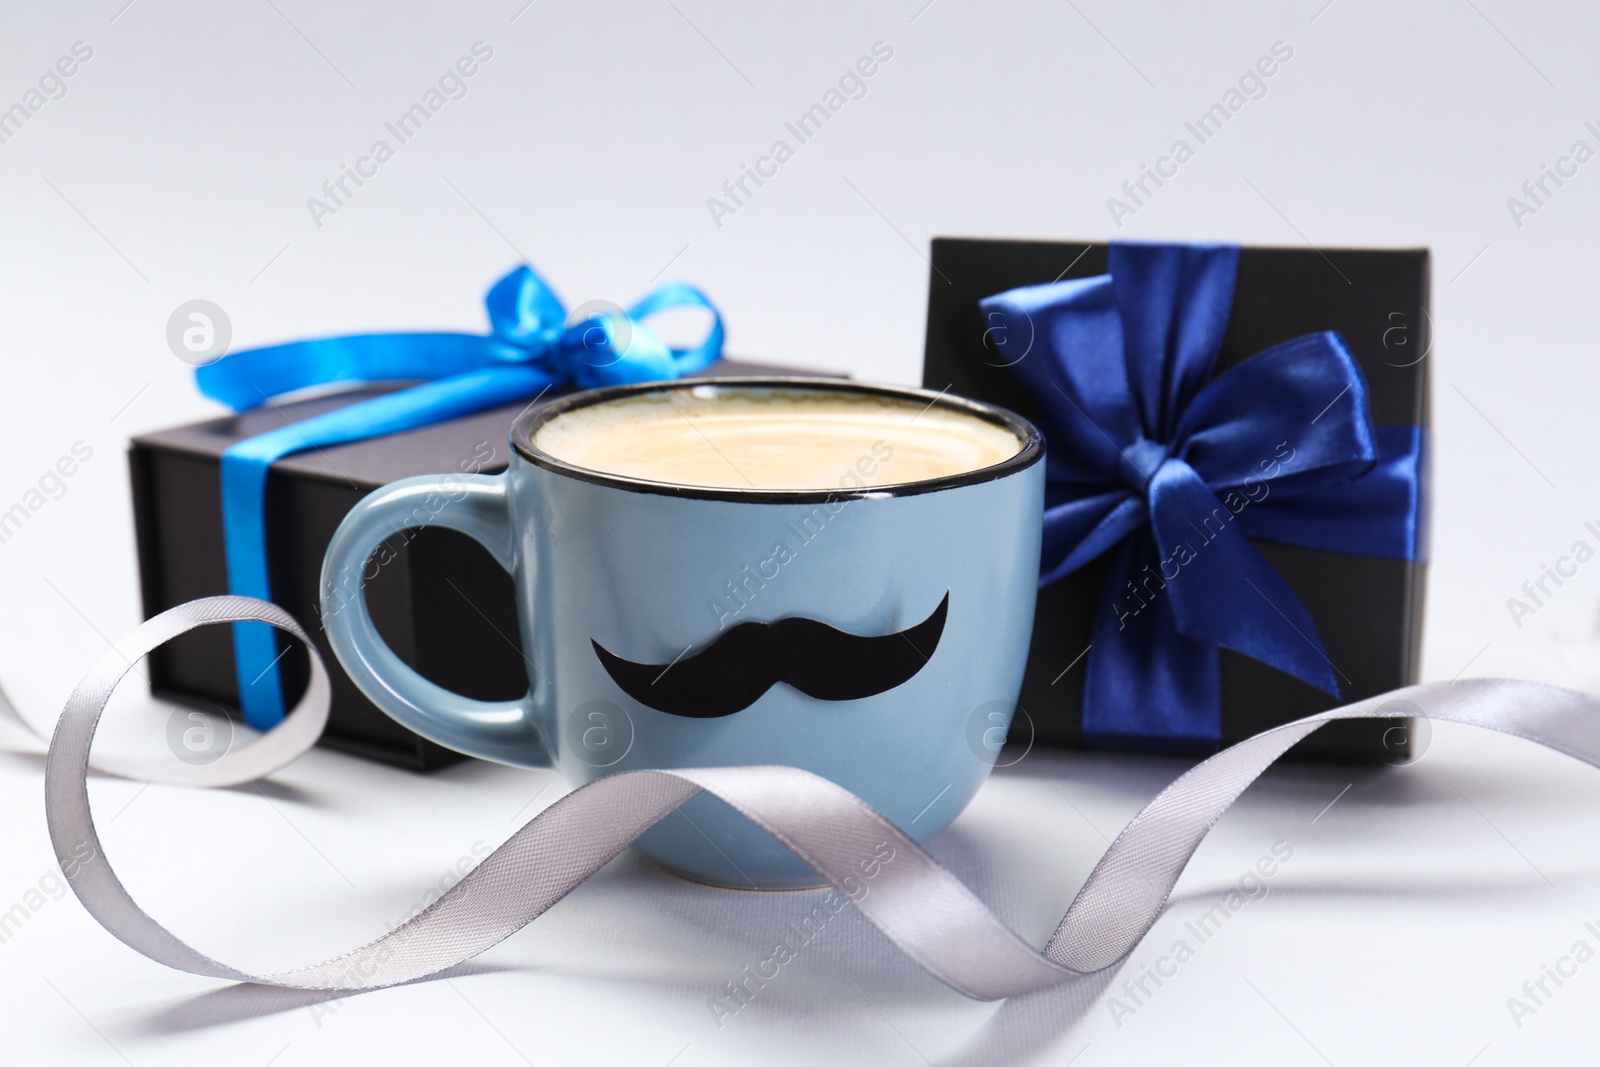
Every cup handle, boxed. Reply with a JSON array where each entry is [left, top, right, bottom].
[[319, 472, 549, 767]]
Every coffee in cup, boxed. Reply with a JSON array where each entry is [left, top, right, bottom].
[[532, 385, 1023, 490]]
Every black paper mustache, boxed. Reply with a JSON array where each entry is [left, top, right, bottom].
[[591, 592, 949, 718]]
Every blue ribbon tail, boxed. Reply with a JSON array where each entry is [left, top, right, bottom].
[[1148, 457, 1342, 698], [1082, 535, 1223, 749], [1040, 490, 1145, 586]]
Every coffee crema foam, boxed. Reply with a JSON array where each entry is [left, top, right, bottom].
[[533, 387, 1022, 491]]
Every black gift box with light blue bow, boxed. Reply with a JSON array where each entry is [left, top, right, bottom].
[[922, 238, 1430, 761], [129, 359, 832, 770]]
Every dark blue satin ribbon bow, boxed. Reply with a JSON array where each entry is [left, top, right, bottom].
[[196, 265, 724, 729], [980, 242, 1424, 748]]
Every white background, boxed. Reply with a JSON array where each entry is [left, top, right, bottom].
[[1, 0, 1599, 1063]]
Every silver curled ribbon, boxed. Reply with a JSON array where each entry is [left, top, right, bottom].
[[35, 596, 1600, 998]]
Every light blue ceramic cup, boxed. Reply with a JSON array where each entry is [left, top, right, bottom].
[[320, 378, 1043, 888]]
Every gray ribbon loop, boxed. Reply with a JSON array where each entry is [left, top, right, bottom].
[[39, 596, 1600, 999]]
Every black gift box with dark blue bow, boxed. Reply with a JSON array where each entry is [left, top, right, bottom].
[[922, 238, 1429, 761]]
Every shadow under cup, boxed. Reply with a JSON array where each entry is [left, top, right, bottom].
[[322, 377, 1045, 890]]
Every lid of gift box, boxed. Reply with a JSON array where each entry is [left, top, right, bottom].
[[922, 238, 1429, 430], [132, 358, 841, 487]]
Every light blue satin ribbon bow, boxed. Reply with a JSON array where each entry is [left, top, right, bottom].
[[195, 265, 724, 728]]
